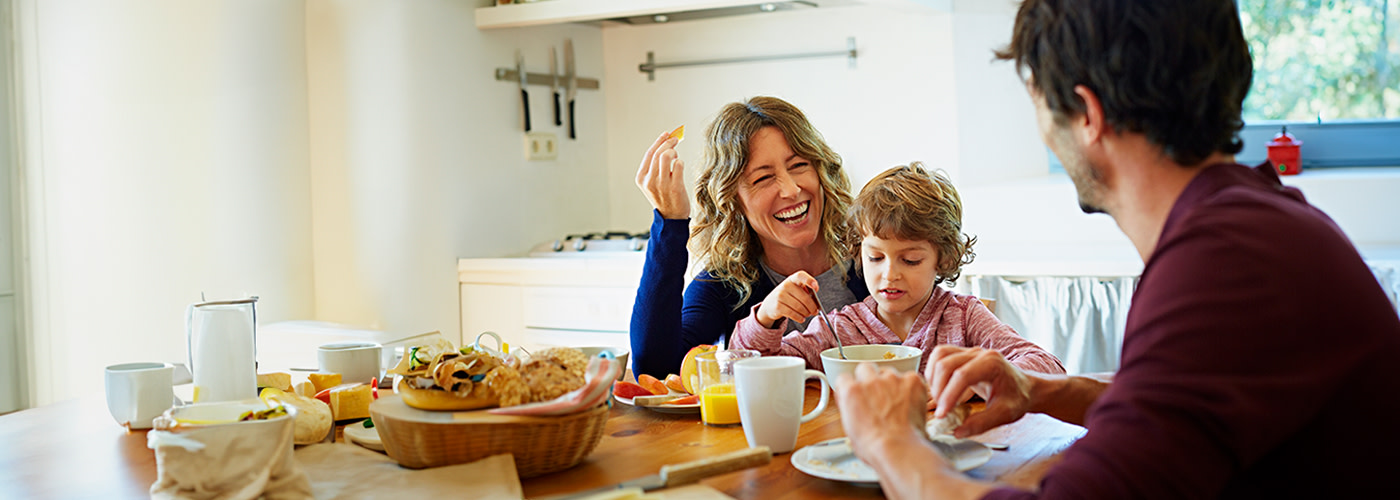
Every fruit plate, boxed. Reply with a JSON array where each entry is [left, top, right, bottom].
[[613, 394, 700, 415]]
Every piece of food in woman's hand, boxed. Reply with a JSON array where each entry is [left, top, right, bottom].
[[926, 403, 972, 436], [612, 381, 653, 400], [668, 125, 685, 142], [637, 374, 668, 396], [664, 373, 687, 394]]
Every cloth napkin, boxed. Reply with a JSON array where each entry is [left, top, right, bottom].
[[488, 356, 621, 416], [147, 414, 312, 500]]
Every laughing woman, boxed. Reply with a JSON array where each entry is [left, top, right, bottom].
[[630, 96, 869, 378]]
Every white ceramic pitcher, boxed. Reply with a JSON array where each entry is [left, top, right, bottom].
[[186, 297, 258, 403]]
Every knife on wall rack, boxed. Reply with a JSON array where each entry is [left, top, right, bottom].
[[564, 38, 577, 140], [550, 46, 562, 127], [515, 50, 530, 132]]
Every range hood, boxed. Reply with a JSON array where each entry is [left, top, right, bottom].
[[610, 1, 820, 25], [477, 0, 865, 29]]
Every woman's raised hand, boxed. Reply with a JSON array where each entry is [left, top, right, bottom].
[[755, 271, 821, 329], [635, 130, 690, 219]]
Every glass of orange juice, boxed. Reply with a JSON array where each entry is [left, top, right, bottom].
[[695, 349, 759, 426]]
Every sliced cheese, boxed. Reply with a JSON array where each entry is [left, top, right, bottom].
[[293, 381, 316, 398], [329, 383, 372, 421], [308, 372, 342, 394], [256, 372, 292, 392]]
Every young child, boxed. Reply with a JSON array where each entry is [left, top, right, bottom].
[[729, 162, 1065, 376]]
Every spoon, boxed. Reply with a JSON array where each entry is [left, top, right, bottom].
[[809, 288, 846, 360]]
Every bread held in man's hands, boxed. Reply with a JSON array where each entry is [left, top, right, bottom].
[[926, 403, 972, 437]]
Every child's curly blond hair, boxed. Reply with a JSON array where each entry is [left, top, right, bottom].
[[850, 162, 976, 286]]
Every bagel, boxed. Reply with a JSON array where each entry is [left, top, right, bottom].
[[394, 378, 500, 411]]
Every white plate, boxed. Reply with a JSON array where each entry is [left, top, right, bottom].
[[791, 436, 991, 485], [612, 394, 700, 414], [342, 419, 384, 452]]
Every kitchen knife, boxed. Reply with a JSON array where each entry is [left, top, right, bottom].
[[550, 46, 562, 127], [516, 50, 531, 132], [564, 38, 577, 139], [535, 446, 771, 500]]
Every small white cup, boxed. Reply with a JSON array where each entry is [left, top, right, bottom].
[[734, 356, 830, 454], [104, 362, 176, 430], [576, 346, 631, 381], [317, 342, 382, 384]]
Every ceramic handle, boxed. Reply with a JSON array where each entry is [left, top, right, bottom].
[[799, 369, 829, 424]]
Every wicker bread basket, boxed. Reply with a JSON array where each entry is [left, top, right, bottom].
[[370, 394, 609, 477]]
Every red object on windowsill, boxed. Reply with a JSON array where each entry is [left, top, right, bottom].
[[1267, 126, 1303, 176]]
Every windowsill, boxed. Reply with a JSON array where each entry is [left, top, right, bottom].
[[1011, 165, 1400, 186], [960, 165, 1400, 277]]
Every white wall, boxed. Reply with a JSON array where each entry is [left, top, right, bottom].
[[14, 0, 315, 405], [601, 5, 957, 232], [0, 0, 20, 413], [305, 0, 612, 337], [599, 0, 1397, 277]]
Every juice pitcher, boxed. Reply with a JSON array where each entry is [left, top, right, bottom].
[[186, 297, 258, 403]]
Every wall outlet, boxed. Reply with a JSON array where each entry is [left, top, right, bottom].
[[525, 132, 558, 161]]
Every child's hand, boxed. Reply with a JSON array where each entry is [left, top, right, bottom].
[[755, 272, 820, 329]]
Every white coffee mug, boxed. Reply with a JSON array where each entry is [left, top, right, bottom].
[[317, 342, 382, 384], [104, 362, 176, 430], [734, 356, 830, 454]]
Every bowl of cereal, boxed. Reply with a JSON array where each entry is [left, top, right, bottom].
[[819, 345, 921, 387]]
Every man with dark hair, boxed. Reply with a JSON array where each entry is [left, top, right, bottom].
[[835, 1, 1400, 498]]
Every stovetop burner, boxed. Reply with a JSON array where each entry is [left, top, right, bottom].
[[529, 231, 650, 257]]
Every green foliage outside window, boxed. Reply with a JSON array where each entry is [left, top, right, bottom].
[[1239, 0, 1400, 122]]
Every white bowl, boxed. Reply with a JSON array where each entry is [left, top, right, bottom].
[[576, 346, 631, 381], [819, 344, 922, 386]]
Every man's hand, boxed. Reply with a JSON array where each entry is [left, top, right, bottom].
[[925, 345, 1033, 438], [634, 131, 689, 219], [837, 363, 997, 500], [755, 272, 820, 329], [836, 363, 933, 467]]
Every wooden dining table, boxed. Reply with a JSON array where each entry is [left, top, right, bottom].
[[0, 382, 1085, 499]]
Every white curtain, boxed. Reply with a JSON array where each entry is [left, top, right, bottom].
[[964, 264, 1400, 376], [1371, 262, 1400, 314], [961, 276, 1137, 375]]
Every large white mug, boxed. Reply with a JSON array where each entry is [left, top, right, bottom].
[[318, 342, 382, 384], [733, 356, 830, 454], [104, 362, 176, 430]]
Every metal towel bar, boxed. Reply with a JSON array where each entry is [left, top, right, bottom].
[[638, 37, 856, 81]]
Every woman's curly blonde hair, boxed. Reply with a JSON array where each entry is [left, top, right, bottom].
[[689, 96, 857, 306], [851, 162, 976, 286]]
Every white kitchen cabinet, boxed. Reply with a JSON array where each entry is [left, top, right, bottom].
[[458, 257, 644, 353], [475, 0, 948, 29]]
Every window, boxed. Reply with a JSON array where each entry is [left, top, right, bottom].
[[1051, 1, 1400, 173], [1235, 0, 1400, 168]]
